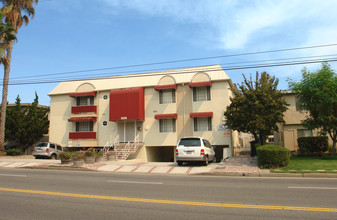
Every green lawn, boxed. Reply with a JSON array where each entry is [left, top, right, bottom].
[[271, 156, 337, 173]]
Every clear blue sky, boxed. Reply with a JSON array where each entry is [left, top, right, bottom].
[[2, 0, 337, 105]]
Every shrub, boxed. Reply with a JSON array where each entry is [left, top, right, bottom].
[[257, 145, 290, 168], [297, 136, 328, 155], [84, 148, 96, 157], [6, 148, 21, 156], [58, 151, 72, 160], [71, 151, 85, 161]]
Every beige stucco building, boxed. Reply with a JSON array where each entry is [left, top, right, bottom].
[[274, 91, 327, 151], [49, 65, 236, 162]]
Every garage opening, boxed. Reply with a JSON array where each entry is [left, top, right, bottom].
[[146, 146, 174, 162], [213, 145, 230, 162]]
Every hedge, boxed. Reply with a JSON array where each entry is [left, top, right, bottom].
[[297, 136, 328, 155], [257, 145, 290, 168], [5, 148, 21, 156]]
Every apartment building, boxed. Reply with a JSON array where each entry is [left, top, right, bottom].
[[48, 65, 236, 162]]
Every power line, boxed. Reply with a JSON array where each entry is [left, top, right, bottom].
[[7, 57, 337, 86], [4, 43, 337, 81]]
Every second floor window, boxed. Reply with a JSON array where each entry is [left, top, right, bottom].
[[76, 96, 94, 106], [193, 86, 211, 102], [194, 117, 212, 132], [159, 118, 176, 133], [159, 89, 176, 104], [76, 121, 94, 132]]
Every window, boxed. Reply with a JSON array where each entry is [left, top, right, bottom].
[[57, 145, 62, 151], [76, 121, 94, 132], [203, 139, 212, 148], [178, 138, 201, 147], [298, 129, 312, 137], [159, 89, 176, 104], [102, 95, 108, 100], [102, 121, 108, 126], [194, 117, 212, 132], [295, 96, 304, 111], [159, 118, 176, 133], [49, 144, 55, 149], [193, 86, 211, 102], [76, 96, 94, 106]]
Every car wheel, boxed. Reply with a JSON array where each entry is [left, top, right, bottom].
[[177, 161, 183, 166], [203, 157, 209, 166], [50, 154, 57, 160]]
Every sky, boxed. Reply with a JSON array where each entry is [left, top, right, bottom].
[[2, 0, 337, 105]]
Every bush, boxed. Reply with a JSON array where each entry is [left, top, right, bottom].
[[257, 145, 290, 168], [58, 151, 72, 160], [84, 148, 96, 157], [297, 136, 328, 155], [6, 148, 21, 156], [71, 151, 85, 161]]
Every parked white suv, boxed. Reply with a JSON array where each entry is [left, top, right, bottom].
[[32, 142, 63, 159], [176, 137, 216, 166]]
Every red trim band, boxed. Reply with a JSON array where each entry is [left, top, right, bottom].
[[154, 84, 177, 90], [190, 112, 213, 118], [189, 81, 212, 87], [69, 132, 96, 139], [68, 117, 97, 122], [69, 91, 96, 97], [154, 113, 178, 119]]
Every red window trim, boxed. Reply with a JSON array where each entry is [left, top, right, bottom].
[[154, 113, 178, 119], [188, 81, 212, 87], [68, 117, 97, 122], [154, 84, 177, 90], [190, 112, 213, 118], [69, 132, 96, 139], [69, 91, 96, 97], [71, 105, 97, 114]]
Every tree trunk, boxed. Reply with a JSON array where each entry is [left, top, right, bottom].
[[332, 132, 336, 156], [0, 43, 13, 153]]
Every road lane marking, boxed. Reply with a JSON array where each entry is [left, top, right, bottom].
[[107, 180, 163, 185], [0, 174, 27, 177], [0, 187, 336, 213], [288, 186, 337, 190]]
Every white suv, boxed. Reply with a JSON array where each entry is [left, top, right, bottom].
[[32, 142, 63, 159], [176, 137, 216, 166]]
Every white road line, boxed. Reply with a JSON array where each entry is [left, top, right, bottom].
[[108, 180, 163, 185], [288, 186, 337, 190], [0, 174, 27, 177]]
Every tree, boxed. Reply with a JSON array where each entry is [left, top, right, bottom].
[[5, 95, 25, 143], [0, 0, 38, 153], [224, 72, 288, 146], [288, 62, 337, 155], [5, 93, 48, 151]]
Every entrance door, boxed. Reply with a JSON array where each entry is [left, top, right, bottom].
[[118, 121, 136, 142], [284, 130, 296, 151]]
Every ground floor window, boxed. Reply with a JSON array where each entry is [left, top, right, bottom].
[[194, 117, 212, 132], [159, 119, 176, 133], [76, 121, 94, 132], [297, 129, 312, 137]]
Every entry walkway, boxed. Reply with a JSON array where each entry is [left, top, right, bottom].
[[0, 155, 265, 175]]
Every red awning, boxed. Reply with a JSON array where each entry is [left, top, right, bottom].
[[68, 117, 97, 122], [190, 112, 213, 118], [69, 91, 96, 97], [188, 81, 212, 87], [154, 113, 178, 119], [154, 84, 177, 90]]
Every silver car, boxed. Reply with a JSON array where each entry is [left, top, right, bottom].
[[176, 137, 216, 166], [32, 142, 63, 159]]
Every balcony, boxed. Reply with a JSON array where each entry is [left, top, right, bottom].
[[69, 132, 96, 139], [71, 105, 97, 114]]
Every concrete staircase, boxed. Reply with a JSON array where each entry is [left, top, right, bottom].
[[114, 142, 143, 160]]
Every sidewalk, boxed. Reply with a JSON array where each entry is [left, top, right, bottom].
[[0, 155, 268, 175]]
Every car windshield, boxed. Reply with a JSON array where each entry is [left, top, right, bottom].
[[36, 142, 48, 147], [178, 138, 201, 147]]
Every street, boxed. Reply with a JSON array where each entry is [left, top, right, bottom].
[[0, 168, 336, 219]]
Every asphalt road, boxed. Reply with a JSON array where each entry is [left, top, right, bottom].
[[0, 168, 336, 219]]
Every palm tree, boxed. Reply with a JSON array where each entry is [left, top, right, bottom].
[[0, 0, 38, 153]]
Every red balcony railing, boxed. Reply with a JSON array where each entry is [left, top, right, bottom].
[[69, 132, 96, 139], [71, 105, 97, 114]]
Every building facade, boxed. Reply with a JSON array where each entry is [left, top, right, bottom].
[[49, 65, 236, 162]]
